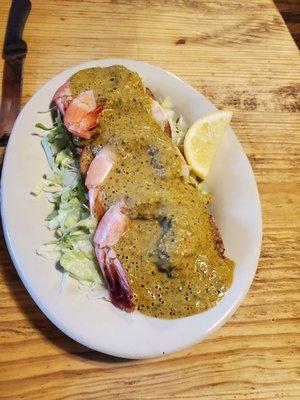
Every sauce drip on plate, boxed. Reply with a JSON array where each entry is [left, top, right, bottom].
[[70, 65, 234, 319]]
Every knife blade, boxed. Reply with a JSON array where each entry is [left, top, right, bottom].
[[0, 0, 31, 165]]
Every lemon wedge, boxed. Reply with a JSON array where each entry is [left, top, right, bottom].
[[183, 111, 232, 179]]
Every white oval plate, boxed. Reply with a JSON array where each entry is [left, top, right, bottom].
[[1, 59, 262, 359]]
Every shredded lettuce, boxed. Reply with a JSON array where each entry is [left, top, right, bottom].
[[160, 99, 211, 203], [160, 98, 188, 149], [37, 242, 61, 261], [160, 96, 173, 109], [60, 251, 101, 282], [169, 116, 188, 148], [35, 116, 103, 287]]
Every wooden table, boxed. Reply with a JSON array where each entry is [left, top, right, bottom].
[[0, 1, 299, 399]]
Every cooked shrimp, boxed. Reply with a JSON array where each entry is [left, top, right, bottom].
[[152, 100, 174, 135], [64, 90, 104, 139], [88, 188, 106, 220], [53, 81, 73, 115], [85, 145, 116, 188], [93, 201, 134, 312], [85, 145, 116, 218], [86, 148, 133, 311]]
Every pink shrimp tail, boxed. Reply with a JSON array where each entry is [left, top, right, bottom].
[[95, 247, 134, 312], [94, 202, 134, 312]]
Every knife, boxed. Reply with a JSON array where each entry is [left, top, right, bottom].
[[0, 0, 31, 166]]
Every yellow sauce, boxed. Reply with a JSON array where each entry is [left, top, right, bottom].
[[70, 66, 234, 319]]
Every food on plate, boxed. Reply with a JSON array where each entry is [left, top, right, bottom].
[[36, 65, 234, 319]]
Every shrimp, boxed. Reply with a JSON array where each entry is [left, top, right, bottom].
[[64, 90, 104, 139], [85, 145, 116, 218], [85, 145, 116, 188], [54, 81, 167, 139], [53, 82, 103, 139], [93, 201, 134, 312], [151, 100, 174, 136], [53, 81, 73, 115], [84, 145, 133, 310], [85, 146, 134, 311], [88, 188, 106, 220]]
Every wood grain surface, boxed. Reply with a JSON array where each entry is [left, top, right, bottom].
[[0, 1, 299, 399]]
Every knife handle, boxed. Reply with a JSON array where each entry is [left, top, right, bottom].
[[3, 0, 31, 58], [0, 0, 31, 162], [0, 58, 23, 139], [0, 59, 22, 168]]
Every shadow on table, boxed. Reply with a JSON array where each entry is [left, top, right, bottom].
[[0, 222, 132, 364]]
